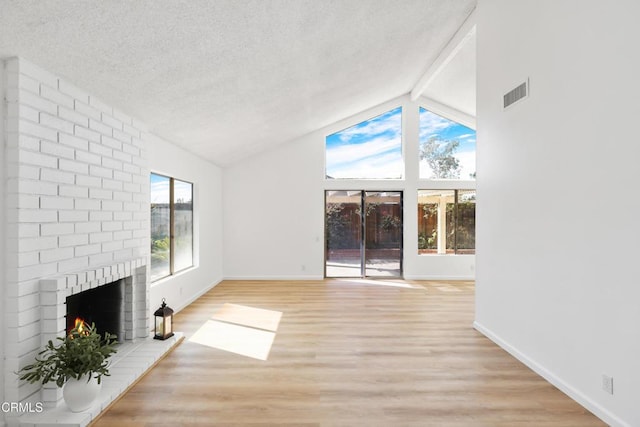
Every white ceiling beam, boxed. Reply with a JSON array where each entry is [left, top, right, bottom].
[[411, 7, 477, 101], [419, 96, 476, 130]]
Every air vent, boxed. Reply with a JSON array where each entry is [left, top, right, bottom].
[[503, 79, 529, 109]]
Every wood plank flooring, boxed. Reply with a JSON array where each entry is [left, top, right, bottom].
[[91, 279, 605, 426]]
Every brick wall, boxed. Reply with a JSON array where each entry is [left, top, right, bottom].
[[3, 57, 150, 405]]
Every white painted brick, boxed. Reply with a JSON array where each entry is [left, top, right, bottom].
[[89, 164, 113, 179], [17, 74, 40, 93], [59, 233, 89, 248], [114, 248, 134, 261], [17, 307, 41, 327], [58, 106, 89, 127], [40, 84, 74, 108], [42, 304, 66, 320], [40, 140, 75, 159], [122, 143, 140, 156], [9, 133, 38, 150], [89, 140, 112, 157], [102, 200, 123, 211], [39, 112, 74, 134], [59, 184, 88, 198], [101, 113, 123, 130], [59, 158, 89, 174], [40, 277, 67, 292], [58, 256, 89, 274], [19, 209, 58, 223], [89, 118, 112, 136], [114, 211, 133, 221], [123, 238, 141, 249], [40, 168, 75, 184], [18, 119, 57, 141], [89, 188, 112, 200], [75, 149, 101, 165], [75, 198, 101, 210], [91, 211, 113, 222], [131, 174, 148, 185], [17, 89, 58, 115], [123, 163, 141, 175], [40, 247, 74, 263], [58, 209, 89, 222], [113, 191, 133, 202], [102, 240, 123, 252], [19, 59, 59, 88], [11, 194, 39, 209], [132, 193, 147, 203], [112, 150, 132, 163], [7, 163, 39, 180], [113, 230, 133, 240], [74, 124, 101, 142], [102, 221, 123, 232], [102, 179, 123, 191], [102, 156, 123, 171], [18, 262, 58, 282], [90, 231, 113, 244], [16, 223, 41, 238], [40, 222, 74, 236], [75, 221, 101, 233], [113, 128, 133, 144], [89, 96, 113, 114], [122, 123, 141, 138], [101, 135, 123, 150], [18, 147, 58, 168], [74, 99, 101, 120], [118, 174, 135, 185], [58, 80, 90, 102], [8, 103, 40, 122], [59, 132, 89, 151], [132, 118, 148, 133], [129, 223, 145, 234], [74, 243, 101, 257], [18, 179, 58, 196], [17, 251, 40, 268], [90, 253, 113, 266], [75, 174, 101, 188], [40, 195, 73, 210]]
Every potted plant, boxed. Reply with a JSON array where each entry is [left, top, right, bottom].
[[18, 321, 117, 412]]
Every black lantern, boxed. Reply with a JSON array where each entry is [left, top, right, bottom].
[[154, 298, 174, 340]]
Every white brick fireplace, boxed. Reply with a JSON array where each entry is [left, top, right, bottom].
[[1, 57, 171, 426]]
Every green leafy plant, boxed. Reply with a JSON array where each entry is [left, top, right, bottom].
[[18, 322, 117, 388]]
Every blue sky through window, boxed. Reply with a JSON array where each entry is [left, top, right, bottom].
[[419, 108, 476, 180], [325, 107, 403, 179]]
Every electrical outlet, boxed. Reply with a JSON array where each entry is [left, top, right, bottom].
[[602, 374, 614, 395]]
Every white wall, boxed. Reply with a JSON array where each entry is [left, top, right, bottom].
[[475, 1, 640, 426], [224, 95, 475, 280], [0, 56, 6, 427], [148, 135, 223, 312]]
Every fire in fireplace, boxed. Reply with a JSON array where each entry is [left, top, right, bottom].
[[65, 279, 125, 341]]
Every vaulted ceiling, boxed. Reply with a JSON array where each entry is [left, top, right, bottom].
[[0, 0, 476, 166]]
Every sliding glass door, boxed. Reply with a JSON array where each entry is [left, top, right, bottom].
[[325, 191, 403, 278]]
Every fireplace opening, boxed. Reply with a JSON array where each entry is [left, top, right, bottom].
[[66, 279, 125, 342]]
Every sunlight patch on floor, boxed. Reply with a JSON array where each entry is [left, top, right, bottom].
[[189, 304, 282, 360], [189, 319, 276, 361], [212, 303, 282, 331]]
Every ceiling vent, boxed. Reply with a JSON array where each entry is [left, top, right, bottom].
[[503, 79, 529, 109]]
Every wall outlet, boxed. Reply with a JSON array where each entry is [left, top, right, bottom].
[[602, 374, 614, 395]]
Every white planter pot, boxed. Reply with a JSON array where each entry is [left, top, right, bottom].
[[63, 376, 102, 412]]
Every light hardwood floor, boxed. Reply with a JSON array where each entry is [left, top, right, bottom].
[[92, 279, 605, 426]]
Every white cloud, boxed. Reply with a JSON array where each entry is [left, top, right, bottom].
[[337, 111, 401, 142], [327, 136, 401, 170]]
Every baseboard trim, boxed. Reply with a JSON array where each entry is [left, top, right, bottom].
[[404, 275, 474, 281], [473, 320, 629, 427], [174, 277, 222, 313]]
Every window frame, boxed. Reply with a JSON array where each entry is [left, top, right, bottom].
[[150, 172, 194, 282]]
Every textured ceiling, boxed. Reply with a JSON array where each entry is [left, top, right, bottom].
[[0, 0, 476, 166]]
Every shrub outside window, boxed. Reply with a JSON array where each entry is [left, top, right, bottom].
[[417, 189, 475, 255], [150, 173, 193, 281]]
